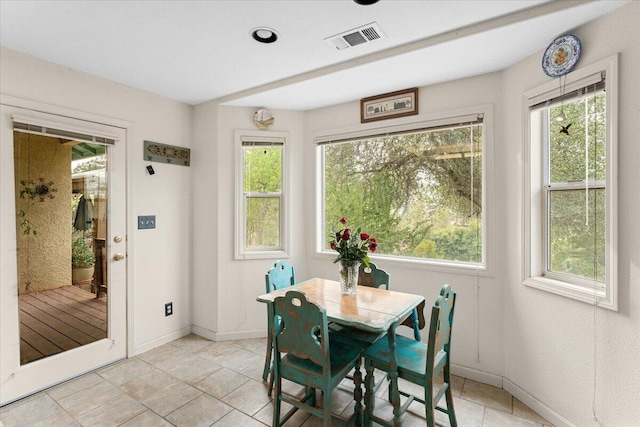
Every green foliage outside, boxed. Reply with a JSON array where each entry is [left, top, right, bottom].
[[239, 92, 606, 282], [547, 92, 606, 282], [323, 124, 483, 264], [244, 145, 282, 248], [72, 237, 95, 268], [72, 156, 106, 174]]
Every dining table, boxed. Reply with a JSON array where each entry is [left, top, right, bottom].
[[256, 277, 424, 427]]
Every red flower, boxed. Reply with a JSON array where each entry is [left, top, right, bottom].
[[339, 216, 348, 224], [342, 229, 351, 241], [335, 231, 342, 241], [330, 241, 336, 250], [360, 232, 369, 240], [370, 243, 377, 253], [370, 237, 377, 244]]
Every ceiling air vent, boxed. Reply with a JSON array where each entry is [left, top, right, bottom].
[[324, 22, 385, 50]]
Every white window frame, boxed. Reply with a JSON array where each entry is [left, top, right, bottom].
[[234, 130, 290, 260], [314, 105, 494, 276], [522, 54, 618, 311]]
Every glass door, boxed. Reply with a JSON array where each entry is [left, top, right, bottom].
[[0, 105, 127, 405]]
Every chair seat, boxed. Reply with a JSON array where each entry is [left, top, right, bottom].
[[364, 334, 447, 381]]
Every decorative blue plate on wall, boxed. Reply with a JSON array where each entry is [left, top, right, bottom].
[[541, 34, 582, 77]]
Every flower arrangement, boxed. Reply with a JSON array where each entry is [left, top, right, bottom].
[[329, 217, 377, 267]]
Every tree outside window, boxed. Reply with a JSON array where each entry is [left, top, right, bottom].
[[235, 131, 288, 259], [321, 119, 483, 266], [545, 92, 606, 284]]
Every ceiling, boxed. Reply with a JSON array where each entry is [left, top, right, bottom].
[[0, 1, 629, 111]]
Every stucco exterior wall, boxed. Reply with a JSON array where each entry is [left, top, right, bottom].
[[13, 132, 71, 294]]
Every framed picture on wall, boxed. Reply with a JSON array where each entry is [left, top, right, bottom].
[[360, 87, 419, 123]]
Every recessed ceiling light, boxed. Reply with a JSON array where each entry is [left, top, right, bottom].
[[251, 27, 279, 44], [353, 0, 379, 5]]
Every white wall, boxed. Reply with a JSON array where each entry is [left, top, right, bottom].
[[191, 104, 307, 340], [191, 100, 220, 335], [0, 46, 194, 355], [303, 73, 506, 385], [500, 3, 640, 426]]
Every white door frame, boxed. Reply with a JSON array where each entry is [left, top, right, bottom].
[[0, 94, 134, 405]]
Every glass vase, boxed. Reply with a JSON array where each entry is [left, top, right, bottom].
[[339, 262, 360, 296]]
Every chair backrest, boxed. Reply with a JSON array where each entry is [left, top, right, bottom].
[[358, 263, 390, 290], [425, 285, 456, 374], [272, 290, 329, 369], [265, 260, 295, 293]]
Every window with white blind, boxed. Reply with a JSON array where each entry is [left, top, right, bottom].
[[316, 106, 492, 273], [523, 54, 618, 310], [235, 130, 289, 259]]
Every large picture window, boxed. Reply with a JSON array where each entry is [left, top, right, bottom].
[[524, 54, 618, 310], [318, 112, 486, 268], [235, 131, 289, 259]]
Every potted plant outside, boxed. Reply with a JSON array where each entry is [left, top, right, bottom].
[[71, 237, 95, 286]]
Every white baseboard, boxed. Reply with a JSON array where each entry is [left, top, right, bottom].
[[503, 377, 577, 427], [192, 324, 266, 342], [132, 326, 192, 356], [451, 363, 503, 388]]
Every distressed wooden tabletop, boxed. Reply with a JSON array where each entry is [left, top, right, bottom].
[[257, 277, 424, 332]]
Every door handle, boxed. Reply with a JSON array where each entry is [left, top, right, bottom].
[[113, 253, 125, 261]]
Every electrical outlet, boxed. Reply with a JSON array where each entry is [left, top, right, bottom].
[[138, 215, 156, 229], [165, 302, 173, 316]]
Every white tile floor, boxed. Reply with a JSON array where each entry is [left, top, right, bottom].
[[0, 334, 553, 426]]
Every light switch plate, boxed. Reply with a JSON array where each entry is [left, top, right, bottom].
[[138, 215, 156, 229]]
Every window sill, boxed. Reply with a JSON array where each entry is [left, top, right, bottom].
[[235, 250, 289, 261], [314, 250, 493, 277], [523, 276, 617, 311]]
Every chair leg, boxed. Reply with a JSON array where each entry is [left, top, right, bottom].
[[323, 386, 331, 427], [267, 366, 275, 397], [263, 333, 273, 382], [273, 375, 282, 427], [424, 378, 435, 427], [444, 366, 457, 427]]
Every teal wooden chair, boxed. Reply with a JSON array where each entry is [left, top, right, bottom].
[[271, 290, 365, 427], [263, 261, 295, 395], [363, 285, 457, 427], [358, 262, 391, 290]]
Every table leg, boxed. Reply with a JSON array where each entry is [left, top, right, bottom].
[[388, 323, 401, 427], [363, 359, 375, 427], [353, 357, 363, 426]]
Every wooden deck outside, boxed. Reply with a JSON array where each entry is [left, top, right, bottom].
[[19, 285, 107, 365]]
